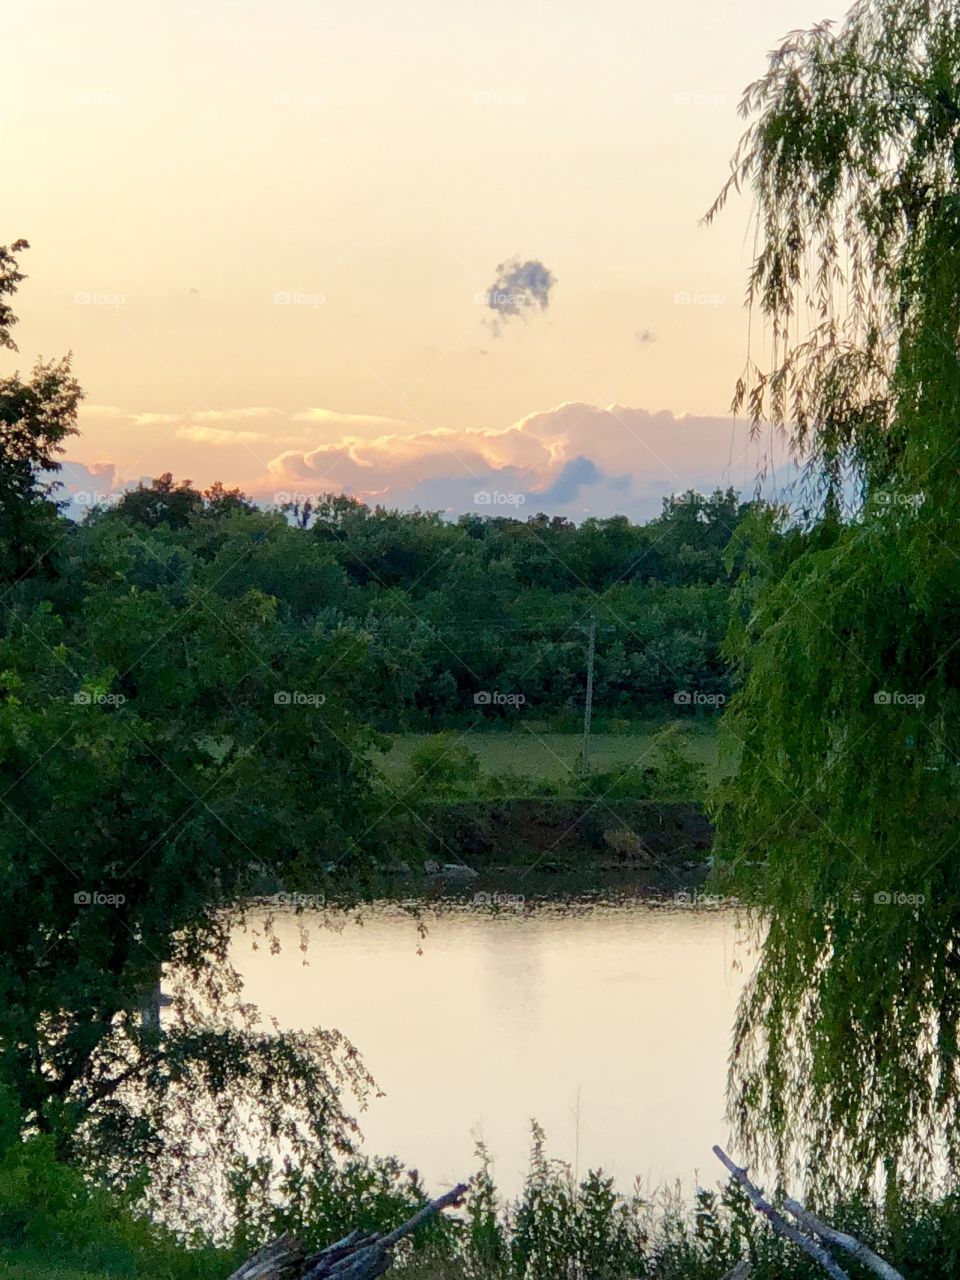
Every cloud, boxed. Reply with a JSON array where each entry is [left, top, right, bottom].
[[176, 426, 277, 445], [259, 401, 795, 518], [131, 412, 181, 426], [537, 455, 629, 505], [190, 407, 279, 423], [483, 258, 556, 334], [80, 404, 128, 420], [293, 408, 409, 429], [67, 401, 799, 522], [53, 460, 127, 519], [85, 407, 281, 429]]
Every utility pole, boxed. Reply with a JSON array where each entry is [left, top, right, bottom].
[[581, 615, 596, 777], [138, 979, 172, 1038]]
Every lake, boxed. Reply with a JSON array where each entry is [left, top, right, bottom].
[[231, 897, 752, 1198]]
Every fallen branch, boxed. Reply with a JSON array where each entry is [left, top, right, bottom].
[[227, 1233, 305, 1280], [228, 1182, 469, 1280], [712, 1146, 850, 1280], [783, 1198, 905, 1280], [713, 1147, 905, 1280]]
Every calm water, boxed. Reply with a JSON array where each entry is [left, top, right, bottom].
[[231, 899, 752, 1197]]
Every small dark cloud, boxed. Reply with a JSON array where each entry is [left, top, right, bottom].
[[483, 257, 556, 334], [637, 328, 656, 344]]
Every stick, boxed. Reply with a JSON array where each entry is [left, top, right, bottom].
[[378, 1182, 468, 1249], [783, 1199, 905, 1280], [712, 1146, 850, 1280]]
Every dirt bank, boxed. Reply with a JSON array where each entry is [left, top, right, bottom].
[[411, 798, 713, 891]]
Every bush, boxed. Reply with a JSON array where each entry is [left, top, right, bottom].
[[406, 734, 482, 795], [0, 1124, 228, 1279], [575, 765, 654, 800], [647, 724, 707, 802]]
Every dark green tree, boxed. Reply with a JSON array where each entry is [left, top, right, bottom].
[[708, 0, 960, 1190], [0, 240, 81, 578]]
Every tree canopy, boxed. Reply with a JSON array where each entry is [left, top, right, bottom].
[[710, 0, 960, 1192]]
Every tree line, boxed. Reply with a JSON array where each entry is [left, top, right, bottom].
[[45, 476, 766, 730]]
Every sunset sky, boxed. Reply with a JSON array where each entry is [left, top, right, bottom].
[[5, 0, 834, 519]]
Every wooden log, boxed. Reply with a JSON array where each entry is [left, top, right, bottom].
[[226, 1184, 465, 1280], [227, 1232, 306, 1280], [712, 1146, 850, 1280], [377, 1181, 468, 1250], [783, 1199, 906, 1280]]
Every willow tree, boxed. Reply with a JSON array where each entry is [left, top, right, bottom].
[[708, 0, 960, 1191]]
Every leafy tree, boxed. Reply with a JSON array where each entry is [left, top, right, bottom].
[[0, 240, 80, 578], [0, 239, 28, 350], [112, 473, 205, 531], [0, 577, 392, 1226], [708, 0, 960, 1190], [0, 267, 394, 1234]]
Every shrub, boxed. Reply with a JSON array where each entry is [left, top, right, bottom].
[[406, 734, 482, 795]]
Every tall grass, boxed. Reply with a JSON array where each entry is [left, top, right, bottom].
[[4, 1124, 960, 1278]]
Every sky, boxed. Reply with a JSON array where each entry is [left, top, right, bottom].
[[4, 0, 839, 520]]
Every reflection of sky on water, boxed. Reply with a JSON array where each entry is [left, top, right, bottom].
[[231, 900, 751, 1197]]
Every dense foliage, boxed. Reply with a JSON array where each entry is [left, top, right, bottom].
[[82, 477, 754, 731], [5, 1121, 960, 1280], [708, 0, 960, 1191], [0, 244, 395, 1227]]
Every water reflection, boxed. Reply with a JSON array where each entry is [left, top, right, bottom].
[[231, 897, 750, 1196]]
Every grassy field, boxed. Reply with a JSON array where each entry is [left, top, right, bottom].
[[0, 1260, 102, 1280], [376, 720, 734, 789]]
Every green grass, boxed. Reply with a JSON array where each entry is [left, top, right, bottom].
[[376, 721, 734, 790], [0, 1245, 226, 1280], [0, 1254, 152, 1280], [0, 1258, 103, 1280], [0, 1245, 227, 1280]]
